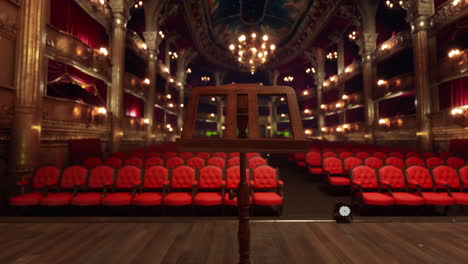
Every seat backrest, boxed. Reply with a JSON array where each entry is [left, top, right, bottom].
[[162, 152, 178, 159], [112, 152, 127, 159], [248, 157, 267, 169], [104, 157, 122, 169], [406, 157, 425, 167], [207, 157, 226, 168], [432, 165, 460, 189], [187, 157, 206, 168], [351, 148, 361, 153], [447, 157, 465, 169], [225, 166, 249, 189], [405, 166, 433, 189], [228, 152, 240, 158], [378, 166, 405, 188], [373, 152, 387, 160], [228, 157, 240, 167], [293, 153, 305, 160], [323, 157, 343, 175], [212, 152, 227, 159], [385, 157, 405, 168], [323, 147, 334, 153], [143, 166, 168, 188], [389, 152, 404, 159], [422, 152, 437, 159], [88, 166, 115, 188], [356, 152, 371, 160], [306, 151, 321, 166], [83, 157, 102, 169], [146, 152, 161, 158], [459, 166, 468, 185], [339, 152, 353, 160], [439, 152, 452, 159], [426, 157, 445, 169], [170, 165, 195, 189], [364, 157, 384, 169], [323, 151, 338, 158], [115, 166, 142, 189], [406, 152, 420, 158], [196, 152, 211, 159], [351, 166, 378, 188], [166, 157, 185, 169], [343, 157, 363, 171], [129, 152, 144, 159], [246, 152, 261, 159], [132, 148, 144, 153], [125, 157, 143, 167], [59, 166, 88, 189], [180, 152, 194, 159], [252, 165, 278, 189], [145, 157, 164, 168], [199, 166, 223, 189], [32, 166, 61, 189], [146, 146, 158, 153]]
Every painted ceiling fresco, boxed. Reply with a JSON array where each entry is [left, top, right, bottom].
[[205, 0, 314, 47]]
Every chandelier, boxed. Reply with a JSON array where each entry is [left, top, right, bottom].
[[229, 33, 276, 74]]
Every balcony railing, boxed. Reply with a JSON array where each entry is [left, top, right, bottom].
[[436, 49, 468, 84], [375, 31, 412, 62], [45, 25, 111, 83], [126, 30, 149, 61], [124, 72, 145, 98], [376, 73, 414, 98]]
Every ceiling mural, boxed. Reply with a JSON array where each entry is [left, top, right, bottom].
[[206, 0, 313, 47]]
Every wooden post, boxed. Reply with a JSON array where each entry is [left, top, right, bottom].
[[238, 152, 250, 264]]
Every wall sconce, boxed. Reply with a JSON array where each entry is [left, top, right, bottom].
[[169, 78, 174, 83], [159, 31, 165, 39], [323, 81, 330, 87], [280, 97, 285, 102], [140, 43, 147, 50], [330, 75, 337, 82], [304, 109, 311, 114], [201, 76, 211, 82], [186, 68, 192, 74], [305, 129, 312, 135], [168, 103, 174, 108], [266, 125, 272, 130], [377, 79, 388, 87], [320, 104, 327, 110], [343, 123, 350, 132], [211, 97, 216, 102], [348, 31, 358, 41], [143, 118, 150, 124], [336, 126, 344, 133], [143, 78, 150, 85], [180, 103, 184, 108], [303, 90, 309, 96], [166, 94, 172, 99], [163, 67, 169, 73], [210, 113, 215, 117], [448, 48, 461, 58], [378, 118, 391, 130], [335, 101, 344, 109], [97, 107, 107, 115], [321, 127, 328, 133], [283, 76, 294, 82], [326, 51, 338, 60], [344, 66, 353, 73], [451, 105, 468, 126], [306, 67, 316, 74], [98, 47, 108, 56], [280, 113, 286, 117], [380, 43, 390, 51]]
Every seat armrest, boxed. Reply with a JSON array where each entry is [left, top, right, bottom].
[[249, 180, 254, 187], [16, 180, 30, 186], [351, 180, 362, 186], [435, 180, 450, 189], [277, 180, 284, 186], [378, 180, 392, 188], [407, 180, 421, 187]]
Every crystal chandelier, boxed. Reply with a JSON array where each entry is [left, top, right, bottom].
[[229, 33, 276, 74]]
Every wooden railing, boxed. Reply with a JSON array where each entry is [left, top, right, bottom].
[[436, 49, 468, 84], [376, 73, 414, 98]]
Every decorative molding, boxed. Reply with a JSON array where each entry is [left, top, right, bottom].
[[127, 30, 149, 61], [430, 0, 468, 31], [0, 0, 18, 40], [375, 31, 412, 62]]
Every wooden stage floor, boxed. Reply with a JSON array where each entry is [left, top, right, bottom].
[[1, 220, 468, 264]]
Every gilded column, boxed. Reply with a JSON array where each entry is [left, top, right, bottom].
[[307, 48, 326, 137], [109, 0, 131, 153], [143, 31, 161, 145], [331, 34, 346, 125], [8, 0, 47, 190], [357, 0, 378, 143], [176, 48, 197, 133], [405, 1, 435, 152]]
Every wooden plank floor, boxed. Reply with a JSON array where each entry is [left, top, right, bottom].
[[0, 221, 467, 264]]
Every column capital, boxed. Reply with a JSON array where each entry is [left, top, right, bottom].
[[109, 0, 133, 27], [143, 31, 162, 59]]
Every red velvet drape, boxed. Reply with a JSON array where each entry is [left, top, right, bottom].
[[50, 0, 109, 49], [124, 93, 144, 117], [439, 77, 468, 110], [155, 107, 165, 123]]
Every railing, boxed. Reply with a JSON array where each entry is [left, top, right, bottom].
[[375, 31, 412, 62], [45, 25, 111, 83], [323, 92, 363, 113], [430, 0, 468, 31], [126, 30, 148, 61], [436, 49, 468, 84], [376, 73, 414, 98], [376, 114, 416, 131], [124, 72, 145, 98], [123, 116, 147, 132]]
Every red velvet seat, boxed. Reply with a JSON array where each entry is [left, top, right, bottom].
[[193, 166, 225, 206], [125, 157, 143, 167], [432, 165, 468, 205], [194, 193, 223, 206], [166, 157, 185, 169], [133, 166, 168, 206], [373, 152, 387, 160], [83, 157, 102, 169], [164, 166, 196, 206], [405, 166, 455, 206], [426, 157, 445, 169], [196, 152, 211, 159], [351, 165, 394, 206], [343, 157, 363, 174], [406, 157, 425, 167], [228, 152, 240, 158], [40, 165, 88, 206], [356, 152, 371, 160], [129, 152, 144, 159], [248, 157, 267, 169], [102, 166, 141, 206], [439, 152, 452, 159], [112, 152, 127, 159], [306, 151, 323, 174], [187, 157, 206, 169], [212, 152, 227, 159], [385, 157, 405, 168], [378, 166, 424, 206], [447, 157, 465, 169], [207, 157, 226, 168], [224, 166, 250, 206], [104, 157, 123, 169], [10, 166, 61, 207], [146, 152, 161, 158], [422, 152, 437, 159], [324, 157, 349, 186], [364, 157, 384, 169], [389, 152, 404, 159], [228, 157, 240, 167], [71, 166, 115, 206], [406, 152, 421, 158], [145, 157, 164, 168], [323, 151, 337, 158], [294, 153, 306, 167], [162, 152, 177, 159], [180, 152, 194, 159], [246, 152, 261, 159], [251, 166, 283, 210], [339, 152, 353, 160]]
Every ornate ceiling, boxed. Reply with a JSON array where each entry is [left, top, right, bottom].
[[182, 0, 341, 71]]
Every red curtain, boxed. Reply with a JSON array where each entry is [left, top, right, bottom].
[[47, 60, 107, 106], [155, 107, 165, 123], [439, 77, 468, 110], [345, 107, 365, 123], [50, 0, 109, 49], [124, 93, 144, 117]]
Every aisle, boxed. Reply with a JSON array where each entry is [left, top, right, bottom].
[[267, 154, 347, 219]]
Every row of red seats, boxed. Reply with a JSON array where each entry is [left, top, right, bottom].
[[83, 156, 268, 170], [112, 151, 261, 160], [351, 165, 468, 207], [10, 165, 283, 212]]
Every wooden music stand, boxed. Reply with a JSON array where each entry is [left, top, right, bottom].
[[177, 83, 310, 264]]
